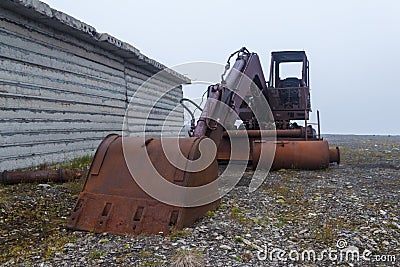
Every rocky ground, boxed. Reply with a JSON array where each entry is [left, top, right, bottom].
[[0, 135, 399, 266]]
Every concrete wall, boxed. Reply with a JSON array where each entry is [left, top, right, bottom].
[[0, 0, 189, 170]]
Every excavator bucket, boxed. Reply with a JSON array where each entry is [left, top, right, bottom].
[[67, 134, 220, 235]]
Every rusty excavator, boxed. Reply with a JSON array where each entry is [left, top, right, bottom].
[[67, 47, 340, 235]]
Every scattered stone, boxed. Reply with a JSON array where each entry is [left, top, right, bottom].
[[299, 228, 309, 235], [215, 235, 224, 240], [391, 222, 400, 229], [177, 239, 186, 245], [1, 135, 399, 266], [37, 184, 51, 188], [64, 243, 75, 248], [219, 245, 232, 250]]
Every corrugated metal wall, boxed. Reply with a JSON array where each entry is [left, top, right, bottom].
[[0, 1, 188, 170]]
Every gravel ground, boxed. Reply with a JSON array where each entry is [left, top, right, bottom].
[[0, 135, 399, 266]]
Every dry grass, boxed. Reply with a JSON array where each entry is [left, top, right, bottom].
[[169, 228, 192, 240], [314, 219, 337, 245], [0, 155, 92, 264], [170, 249, 205, 267], [230, 205, 251, 225]]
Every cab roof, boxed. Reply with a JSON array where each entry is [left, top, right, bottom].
[[271, 51, 307, 63]]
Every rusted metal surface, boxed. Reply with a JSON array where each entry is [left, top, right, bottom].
[[67, 134, 219, 235], [218, 134, 340, 171], [329, 146, 340, 164], [267, 87, 310, 121], [216, 138, 231, 161], [217, 138, 253, 161], [267, 51, 311, 123], [252, 140, 334, 170], [194, 48, 270, 139], [1, 169, 81, 185], [223, 128, 315, 138]]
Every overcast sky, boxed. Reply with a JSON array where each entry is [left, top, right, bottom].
[[41, 0, 400, 135]]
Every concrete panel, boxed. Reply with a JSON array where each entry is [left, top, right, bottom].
[[0, 0, 189, 170]]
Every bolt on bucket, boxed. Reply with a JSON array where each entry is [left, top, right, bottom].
[[67, 134, 220, 235]]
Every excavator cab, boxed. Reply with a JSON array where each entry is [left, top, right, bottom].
[[266, 51, 311, 128]]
